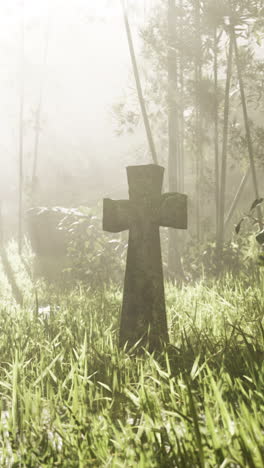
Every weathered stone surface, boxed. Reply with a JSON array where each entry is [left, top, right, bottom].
[[103, 164, 187, 350], [27, 207, 69, 257], [27, 207, 72, 283]]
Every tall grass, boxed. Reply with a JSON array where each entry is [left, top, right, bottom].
[[0, 243, 263, 466]]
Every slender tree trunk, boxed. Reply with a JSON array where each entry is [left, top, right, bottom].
[[217, 35, 233, 259], [121, 0, 158, 165], [223, 26, 263, 229], [167, 0, 185, 280], [231, 26, 262, 228], [168, 0, 179, 193], [0, 248, 23, 306], [31, 16, 50, 204], [224, 167, 250, 229], [18, 1, 24, 255], [214, 26, 220, 238], [179, 0, 185, 193], [194, 0, 202, 241]]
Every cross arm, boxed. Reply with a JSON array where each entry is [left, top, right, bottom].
[[159, 192, 187, 229], [103, 198, 130, 233]]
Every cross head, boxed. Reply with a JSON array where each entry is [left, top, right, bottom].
[[103, 164, 187, 350]]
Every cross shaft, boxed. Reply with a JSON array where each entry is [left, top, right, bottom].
[[103, 164, 187, 350]]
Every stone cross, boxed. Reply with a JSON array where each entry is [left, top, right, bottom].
[[103, 164, 187, 350]]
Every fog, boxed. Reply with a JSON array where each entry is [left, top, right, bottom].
[[0, 0, 151, 230], [0, 4, 264, 460], [0, 0, 263, 246]]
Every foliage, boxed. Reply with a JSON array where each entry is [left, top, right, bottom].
[[235, 198, 264, 267], [0, 246, 264, 466], [257, 232, 264, 267], [116, 0, 261, 139], [235, 197, 264, 234], [114, 0, 264, 243], [57, 205, 127, 287], [27, 201, 264, 288], [182, 234, 259, 279]]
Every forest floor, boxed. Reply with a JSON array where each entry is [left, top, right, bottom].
[[0, 242, 263, 467]]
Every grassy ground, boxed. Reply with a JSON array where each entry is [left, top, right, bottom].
[[0, 243, 264, 467]]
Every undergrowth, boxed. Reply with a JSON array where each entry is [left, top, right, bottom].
[[0, 242, 263, 467]]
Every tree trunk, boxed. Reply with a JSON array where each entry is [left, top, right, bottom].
[[214, 26, 220, 238], [194, 0, 202, 242], [167, 0, 185, 281], [223, 27, 263, 230], [31, 16, 50, 204], [121, 0, 158, 165], [217, 35, 233, 260], [179, 0, 185, 192], [18, 1, 24, 255], [231, 26, 262, 228], [224, 167, 250, 230]]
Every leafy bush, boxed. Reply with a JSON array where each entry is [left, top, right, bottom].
[[27, 205, 127, 288], [235, 198, 264, 268], [27, 198, 264, 288], [256, 229, 264, 267], [182, 236, 258, 279], [58, 205, 128, 287], [185, 198, 264, 279]]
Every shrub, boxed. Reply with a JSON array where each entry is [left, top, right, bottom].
[[27, 205, 128, 288], [57, 205, 127, 287]]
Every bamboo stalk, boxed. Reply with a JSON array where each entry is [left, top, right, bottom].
[[194, 0, 202, 241], [167, 0, 185, 281], [231, 26, 262, 228], [31, 15, 50, 202], [217, 35, 233, 255], [168, 0, 179, 276], [18, 1, 24, 255], [168, 0, 179, 192], [214, 26, 220, 237], [224, 167, 250, 229], [121, 0, 158, 165], [0, 247, 23, 306], [179, 0, 185, 192]]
